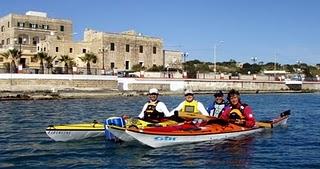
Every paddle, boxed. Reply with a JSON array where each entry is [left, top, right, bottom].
[[256, 110, 291, 128], [178, 112, 213, 121]]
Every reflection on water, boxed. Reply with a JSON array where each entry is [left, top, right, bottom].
[[0, 93, 320, 168]]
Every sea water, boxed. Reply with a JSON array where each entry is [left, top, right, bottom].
[[0, 93, 319, 169]]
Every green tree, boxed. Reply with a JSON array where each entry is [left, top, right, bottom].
[[44, 55, 57, 74], [58, 55, 73, 74], [147, 65, 164, 72], [131, 64, 145, 72], [79, 53, 97, 75], [33, 52, 48, 74], [0, 48, 21, 73]]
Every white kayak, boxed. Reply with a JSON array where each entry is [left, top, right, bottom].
[[46, 121, 104, 142], [126, 111, 290, 148]]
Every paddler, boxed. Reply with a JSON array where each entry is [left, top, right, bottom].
[[206, 90, 227, 118], [220, 89, 256, 128], [171, 89, 209, 116], [138, 88, 172, 122]]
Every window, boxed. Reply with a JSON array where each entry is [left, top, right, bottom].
[[6, 38, 10, 45], [69, 48, 73, 53], [44, 47, 46, 52], [60, 25, 64, 31], [110, 43, 115, 51], [82, 49, 86, 53], [56, 47, 59, 52], [125, 61, 130, 70], [37, 46, 40, 51], [0, 57, 3, 62], [110, 62, 115, 69], [139, 62, 144, 66], [139, 45, 143, 53], [17, 22, 24, 27], [43, 25, 49, 29], [1, 26, 4, 32], [126, 44, 130, 52], [8, 21, 10, 28], [1, 40, 4, 45], [153, 47, 157, 54], [55, 60, 59, 65], [31, 24, 38, 29]]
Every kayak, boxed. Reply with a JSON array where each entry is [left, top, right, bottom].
[[46, 121, 104, 142], [46, 117, 177, 142], [125, 110, 290, 148], [105, 118, 178, 141]]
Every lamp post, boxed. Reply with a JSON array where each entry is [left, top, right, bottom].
[[99, 47, 107, 75], [213, 41, 224, 74], [182, 52, 188, 69]]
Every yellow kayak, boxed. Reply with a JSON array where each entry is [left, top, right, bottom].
[[46, 121, 104, 142]]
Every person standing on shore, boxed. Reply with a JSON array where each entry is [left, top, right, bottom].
[[220, 89, 256, 128], [206, 90, 227, 118], [138, 88, 172, 122], [171, 89, 209, 116]]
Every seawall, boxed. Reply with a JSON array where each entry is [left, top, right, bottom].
[[0, 74, 319, 100]]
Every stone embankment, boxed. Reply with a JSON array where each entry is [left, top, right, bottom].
[[1, 74, 319, 100]]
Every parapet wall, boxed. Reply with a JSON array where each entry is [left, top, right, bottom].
[[1, 74, 319, 93], [0, 74, 118, 91]]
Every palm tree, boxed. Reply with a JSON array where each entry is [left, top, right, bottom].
[[58, 55, 73, 74], [0, 48, 21, 73], [79, 53, 97, 75], [44, 55, 57, 74], [33, 52, 48, 74]]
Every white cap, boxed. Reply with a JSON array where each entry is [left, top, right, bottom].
[[184, 89, 194, 95], [149, 88, 159, 94]]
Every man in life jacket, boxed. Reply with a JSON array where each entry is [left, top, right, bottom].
[[138, 88, 172, 122], [171, 89, 209, 116], [206, 90, 227, 118], [220, 89, 256, 128]]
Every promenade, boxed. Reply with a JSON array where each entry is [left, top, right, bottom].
[[0, 74, 319, 100]]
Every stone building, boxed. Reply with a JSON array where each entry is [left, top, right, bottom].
[[1, 11, 182, 74], [0, 11, 72, 70], [38, 29, 164, 73]]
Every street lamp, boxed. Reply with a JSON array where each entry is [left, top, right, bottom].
[[213, 41, 224, 74], [251, 57, 258, 64], [182, 52, 188, 69], [99, 47, 108, 74]]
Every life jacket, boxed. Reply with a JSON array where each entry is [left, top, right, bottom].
[[143, 101, 164, 120], [181, 100, 199, 114], [212, 103, 225, 117], [228, 103, 247, 120]]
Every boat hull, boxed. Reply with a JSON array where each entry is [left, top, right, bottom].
[[126, 127, 263, 148], [126, 113, 290, 148], [106, 125, 135, 142], [46, 123, 104, 141]]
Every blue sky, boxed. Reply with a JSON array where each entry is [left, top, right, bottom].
[[1, 0, 320, 64]]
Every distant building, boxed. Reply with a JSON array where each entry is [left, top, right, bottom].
[[38, 29, 164, 73], [0, 11, 72, 70], [1, 11, 182, 74]]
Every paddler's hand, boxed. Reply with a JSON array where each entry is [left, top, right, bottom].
[[234, 119, 245, 125]]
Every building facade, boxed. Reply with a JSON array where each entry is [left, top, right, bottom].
[[0, 11, 72, 71], [38, 29, 164, 73], [1, 11, 182, 74]]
